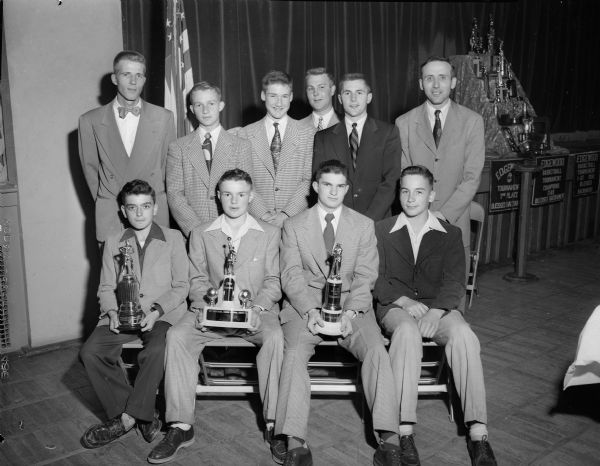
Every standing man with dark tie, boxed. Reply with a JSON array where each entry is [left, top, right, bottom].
[[239, 70, 316, 228], [312, 73, 402, 221], [166, 81, 253, 237], [395, 56, 485, 272], [300, 67, 340, 131], [79, 50, 175, 244]]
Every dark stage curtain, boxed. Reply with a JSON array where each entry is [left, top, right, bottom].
[[123, 0, 599, 133]]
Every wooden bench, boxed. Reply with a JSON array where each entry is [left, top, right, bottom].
[[121, 336, 453, 420]]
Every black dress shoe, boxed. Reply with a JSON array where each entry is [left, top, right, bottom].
[[283, 446, 313, 466], [147, 426, 195, 464], [399, 434, 421, 466], [264, 427, 287, 464], [138, 410, 162, 443], [80, 416, 129, 449], [373, 442, 402, 466], [467, 435, 497, 466]]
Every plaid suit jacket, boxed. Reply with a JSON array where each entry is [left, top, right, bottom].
[[166, 128, 253, 237], [239, 117, 315, 220]]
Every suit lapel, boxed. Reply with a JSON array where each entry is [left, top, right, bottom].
[[328, 112, 340, 128], [99, 103, 129, 178], [186, 131, 210, 189], [127, 101, 162, 178], [236, 228, 261, 269], [140, 237, 166, 283], [331, 123, 354, 178], [415, 103, 437, 155], [303, 207, 329, 278], [211, 129, 233, 185], [415, 230, 441, 265], [440, 101, 459, 152], [279, 119, 299, 169], [251, 119, 275, 178], [357, 117, 377, 168], [334, 207, 355, 277], [388, 227, 415, 266]]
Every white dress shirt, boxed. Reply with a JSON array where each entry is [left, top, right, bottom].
[[425, 100, 451, 131], [390, 211, 447, 263], [344, 114, 368, 144], [265, 115, 288, 144], [113, 99, 141, 157]]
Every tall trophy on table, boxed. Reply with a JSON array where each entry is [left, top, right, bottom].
[[319, 243, 344, 336], [116, 240, 145, 331], [197, 237, 253, 332]]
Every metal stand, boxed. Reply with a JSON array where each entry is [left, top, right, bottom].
[[504, 160, 542, 282]]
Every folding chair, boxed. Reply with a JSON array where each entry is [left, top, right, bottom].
[[467, 201, 485, 310]]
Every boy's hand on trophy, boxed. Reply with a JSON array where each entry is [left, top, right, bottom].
[[193, 308, 208, 331], [340, 313, 355, 338], [307, 308, 324, 335], [248, 307, 262, 333], [140, 310, 159, 332], [107, 310, 120, 334]]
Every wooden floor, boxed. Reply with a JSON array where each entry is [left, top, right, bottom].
[[1, 241, 600, 466]]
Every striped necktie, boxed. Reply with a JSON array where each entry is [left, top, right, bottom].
[[349, 123, 359, 169], [202, 132, 212, 172], [270, 122, 282, 172]]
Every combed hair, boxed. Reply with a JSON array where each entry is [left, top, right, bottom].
[[314, 159, 349, 182], [189, 81, 222, 100], [262, 70, 293, 91], [119, 179, 155, 205], [401, 165, 434, 188], [305, 67, 335, 87], [339, 73, 371, 93], [217, 169, 253, 189], [420, 56, 456, 77], [113, 50, 146, 73]]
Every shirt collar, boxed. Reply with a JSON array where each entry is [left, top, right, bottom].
[[317, 203, 343, 222], [199, 124, 221, 139], [204, 214, 264, 234], [425, 100, 451, 122], [113, 98, 142, 111], [265, 114, 289, 132], [313, 107, 335, 126], [120, 222, 165, 243], [389, 211, 447, 234]]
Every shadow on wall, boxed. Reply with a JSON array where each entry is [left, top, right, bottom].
[[67, 73, 117, 340]]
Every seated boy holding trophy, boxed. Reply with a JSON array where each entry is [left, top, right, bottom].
[[275, 160, 401, 466], [148, 169, 284, 464], [79, 179, 189, 448]]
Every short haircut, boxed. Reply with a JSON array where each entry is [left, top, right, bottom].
[[113, 50, 146, 73], [119, 179, 156, 205], [305, 67, 335, 87], [420, 56, 456, 77], [400, 165, 434, 188], [314, 159, 349, 182], [262, 70, 293, 92], [217, 168, 253, 190], [338, 73, 371, 93], [189, 81, 222, 101]]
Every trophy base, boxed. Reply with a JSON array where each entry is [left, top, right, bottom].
[[198, 305, 253, 331], [117, 323, 142, 333], [318, 321, 342, 336]]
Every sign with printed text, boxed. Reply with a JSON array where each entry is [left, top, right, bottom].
[[573, 151, 599, 197], [531, 155, 568, 206], [489, 159, 521, 213]]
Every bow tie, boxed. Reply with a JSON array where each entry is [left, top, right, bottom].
[[118, 106, 141, 119]]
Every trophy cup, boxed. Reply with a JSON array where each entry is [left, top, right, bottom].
[[116, 240, 144, 331], [197, 237, 254, 331], [319, 243, 344, 336]]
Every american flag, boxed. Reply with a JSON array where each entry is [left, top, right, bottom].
[[165, 0, 194, 138]]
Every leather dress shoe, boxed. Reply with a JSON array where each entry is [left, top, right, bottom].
[[373, 442, 402, 466], [399, 434, 421, 466], [264, 427, 287, 464], [80, 416, 128, 449], [147, 426, 195, 464], [138, 410, 162, 443], [283, 445, 313, 466], [467, 435, 497, 466]]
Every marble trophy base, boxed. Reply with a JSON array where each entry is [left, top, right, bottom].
[[318, 320, 342, 336], [199, 302, 253, 330]]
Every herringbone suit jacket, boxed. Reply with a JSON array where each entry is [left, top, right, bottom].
[[239, 117, 315, 219], [395, 101, 485, 248], [279, 205, 378, 325], [166, 128, 253, 237], [79, 99, 175, 242]]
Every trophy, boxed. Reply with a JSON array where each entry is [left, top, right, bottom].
[[116, 240, 144, 331], [319, 243, 344, 336], [197, 237, 254, 330]]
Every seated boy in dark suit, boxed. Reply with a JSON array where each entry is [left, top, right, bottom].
[[374, 165, 496, 466], [79, 179, 189, 448]]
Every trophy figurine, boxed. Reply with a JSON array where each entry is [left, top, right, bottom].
[[319, 243, 344, 336], [116, 240, 144, 331], [197, 237, 254, 330]]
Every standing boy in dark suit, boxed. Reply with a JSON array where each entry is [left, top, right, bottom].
[[312, 73, 402, 221], [79, 180, 189, 449], [79, 51, 175, 243], [374, 166, 496, 466]]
